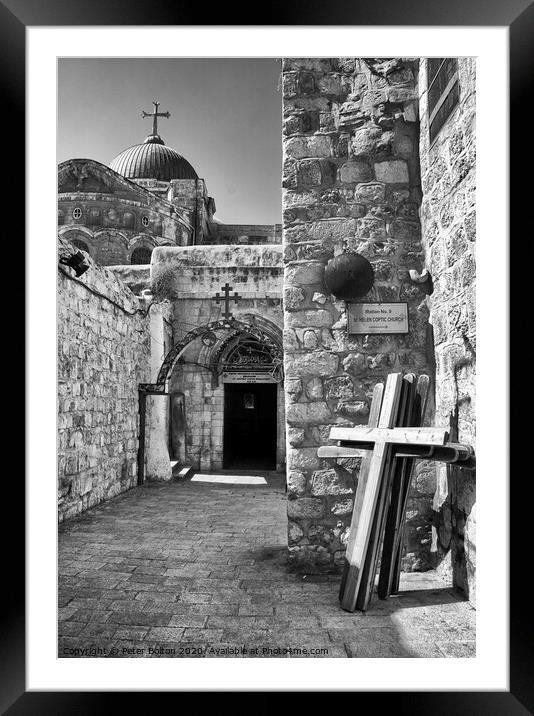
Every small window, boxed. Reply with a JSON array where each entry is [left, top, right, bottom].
[[243, 393, 255, 409], [122, 212, 135, 228], [427, 58, 459, 144], [141, 216, 150, 227], [131, 246, 153, 265], [72, 207, 82, 220], [71, 239, 90, 254]]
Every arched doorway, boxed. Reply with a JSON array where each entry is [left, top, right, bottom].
[[138, 317, 284, 481]]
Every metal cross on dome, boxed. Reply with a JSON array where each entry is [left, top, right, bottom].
[[212, 283, 242, 319], [141, 101, 171, 136]]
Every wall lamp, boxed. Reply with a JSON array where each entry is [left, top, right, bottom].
[[59, 250, 90, 277]]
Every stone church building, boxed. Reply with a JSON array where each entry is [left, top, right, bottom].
[[58, 58, 476, 602]]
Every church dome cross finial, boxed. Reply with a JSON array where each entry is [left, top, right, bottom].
[[141, 101, 171, 143], [110, 100, 198, 181]]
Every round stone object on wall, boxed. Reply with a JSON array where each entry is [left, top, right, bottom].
[[324, 253, 375, 300]]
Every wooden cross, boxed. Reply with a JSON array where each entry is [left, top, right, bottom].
[[318, 372, 474, 612], [141, 100, 171, 137], [213, 283, 241, 319]]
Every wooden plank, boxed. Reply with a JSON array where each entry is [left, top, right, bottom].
[[394, 444, 474, 463], [338, 382, 384, 600], [356, 374, 415, 610], [329, 426, 448, 445], [378, 373, 403, 428], [377, 374, 418, 600], [390, 374, 431, 595], [340, 373, 403, 612], [317, 446, 371, 459], [340, 441, 390, 611], [368, 382, 386, 426]]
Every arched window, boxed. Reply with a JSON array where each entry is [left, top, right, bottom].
[[131, 246, 153, 265], [71, 239, 90, 254], [122, 212, 135, 228], [87, 208, 102, 226], [223, 337, 280, 375]]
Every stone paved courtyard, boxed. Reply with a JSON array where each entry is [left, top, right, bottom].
[[58, 472, 475, 658]]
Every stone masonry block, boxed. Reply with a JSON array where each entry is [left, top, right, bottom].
[[287, 497, 325, 520], [286, 401, 334, 425], [340, 159, 373, 184], [310, 469, 354, 496], [374, 160, 409, 183], [284, 350, 340, 377]]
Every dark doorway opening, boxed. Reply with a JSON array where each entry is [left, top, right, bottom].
[[223, 382, 277, 470]]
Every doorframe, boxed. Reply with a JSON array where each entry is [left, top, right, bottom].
[[222, 381, 278, 470]]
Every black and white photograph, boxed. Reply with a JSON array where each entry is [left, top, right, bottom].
[[0, 0, 526, 699], [56, 55, 477, 660]]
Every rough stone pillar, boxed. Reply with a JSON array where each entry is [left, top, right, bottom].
[[146, 303, 172, 481], [282, 58, 433, 570]]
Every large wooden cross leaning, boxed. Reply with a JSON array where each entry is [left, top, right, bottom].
[[317, 372, 475, 613]]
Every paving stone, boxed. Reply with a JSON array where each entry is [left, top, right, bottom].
[[146, 626, 186, 642], [66, 609, 111, 623], [112, 626, 150, 641], [58, 621, 88, 637], [180, 628, 224, 643], [79, 623, 118, 639], [168, 615, 209, 628], [344, 641, 412, 658], [436, 641, 476, 658], [59, 474, 475, 658], [106, 612, 172, 626]]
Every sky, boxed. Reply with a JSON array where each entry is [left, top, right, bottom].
[[58, 58, 282, 224]]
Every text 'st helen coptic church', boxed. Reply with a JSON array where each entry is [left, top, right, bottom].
[[58, 59, 476, 611]]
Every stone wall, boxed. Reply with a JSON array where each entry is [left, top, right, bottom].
[[418, 58, 476, 600], [167, 178, 215, 243], [281, 58, 434, 570], [57, 235, 152, 521], [208, 223, 282, 245]]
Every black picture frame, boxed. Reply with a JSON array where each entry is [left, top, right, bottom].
[[4, 0, 526, 710]]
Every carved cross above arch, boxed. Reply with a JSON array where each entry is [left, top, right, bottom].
[[212, 283, 242, 319]]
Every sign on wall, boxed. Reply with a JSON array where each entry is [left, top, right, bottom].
[[348, 302, 409, 335], [222, 372, 277, 384]]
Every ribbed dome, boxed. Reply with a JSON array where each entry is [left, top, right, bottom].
[[109, 134, 198, 181]]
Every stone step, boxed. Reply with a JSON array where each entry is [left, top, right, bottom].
[[173, 465, 194, 481]]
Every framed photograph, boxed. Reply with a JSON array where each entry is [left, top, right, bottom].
[[4, 0, 524, 709]]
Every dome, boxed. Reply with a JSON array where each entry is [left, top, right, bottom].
[[109, 134, 198, 182]]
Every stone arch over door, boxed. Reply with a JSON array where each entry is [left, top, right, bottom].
[[147, 317, 283, 393], [139, 316, 285, 475]]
